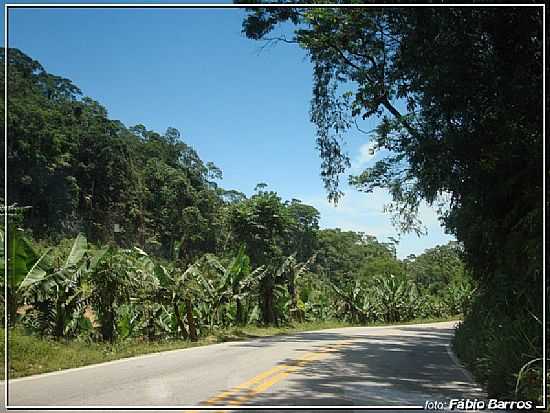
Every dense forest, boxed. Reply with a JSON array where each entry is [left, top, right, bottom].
[[0, 3, 545, 406], [237, 4, 544, 403], [1, 49, 469, 340]]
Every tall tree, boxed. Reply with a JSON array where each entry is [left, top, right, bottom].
[[228, 189, 292, 324], [285, 199, 320, 261], [240, 6, 543, 398]]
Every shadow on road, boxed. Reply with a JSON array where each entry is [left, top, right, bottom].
[[224, 325, 484, 409], [2, 324, 485, 413]]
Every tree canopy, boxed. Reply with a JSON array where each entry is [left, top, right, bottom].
[[239, 5, 543, 400]]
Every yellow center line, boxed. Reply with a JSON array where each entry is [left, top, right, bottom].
[[226, 351, 332, 406], [201, 351, 320, 406], [187, 339, 356, 411], [194, 353, 321, 413], [203, 364, 286, 405]]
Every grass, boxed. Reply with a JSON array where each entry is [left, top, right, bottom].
[[0, 316, 460, 380], [452, 303, 545, 404]]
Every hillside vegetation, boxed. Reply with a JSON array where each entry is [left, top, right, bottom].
[[2, 49, 470, 379], [1, 4, 545, 403]]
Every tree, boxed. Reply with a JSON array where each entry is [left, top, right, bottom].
[[227, 189, 292, 324], [316, 229, 377, 289], [285, 199, 320, 261], [276, 253, 317, 322], [240, 6, 543, 398], [16, 233, 107, 338], [2, 48, 226, 259], [404, 241, 468, 295], [241, 5, 542, 290], [202, 246, 266, 326], [151, 257, 204, 341], [89, 247, 135, 342], [1, 49, 138, 241], [134, 126, 224, 260]]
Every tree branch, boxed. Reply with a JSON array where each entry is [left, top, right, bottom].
[[326, 42, 376, 85], [354, 119, 376, 135], [381, 96, 419, 139], [263, 36, 298, 45]]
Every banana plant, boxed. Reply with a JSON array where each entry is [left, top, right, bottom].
[[326, 277, 370, 323], [133, 248, 203, 341], [275, 253, 317, 322], [89, 246, 163, 342], [19, 233, 107, 338], [443, 279, 476, 315], [372, 274, 418, 322], [161, 262, 203, 341], [201, 246, 266, 328], [4, 224, 51, 326]]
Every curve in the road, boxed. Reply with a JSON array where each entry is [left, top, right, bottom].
[[3, 321, 486, 412]]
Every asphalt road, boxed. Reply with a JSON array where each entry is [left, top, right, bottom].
[[1, 321, 486, 412]]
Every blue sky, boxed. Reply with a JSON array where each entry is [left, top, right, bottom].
[[3, 4, 454, 257]]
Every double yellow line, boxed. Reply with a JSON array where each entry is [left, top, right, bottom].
[[186, 340, 354, 412]]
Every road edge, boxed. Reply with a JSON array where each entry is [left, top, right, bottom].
[[4, 320, 460, 384], [445, 342, 486, 396]]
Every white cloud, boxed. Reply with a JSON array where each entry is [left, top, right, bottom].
[[350, 141, 377, 173], [306, 189, 397, 237], [302, 188, 454, 258], [299, 142, 454, 257]]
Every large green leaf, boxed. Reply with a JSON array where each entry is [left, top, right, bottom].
[[226, 245, 250, 288], [154, 264, 171, 289], [89, 246, 110, 271], [8, 228, 40, 290], [17, 248, 51, 291], [64, 233, 87, 268]]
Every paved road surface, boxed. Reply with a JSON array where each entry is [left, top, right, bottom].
[[1, 321, 485, 412]]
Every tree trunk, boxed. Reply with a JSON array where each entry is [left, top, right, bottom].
[[261, 278, 275, 325], [173, 301, 188, 340], [100, 293, 115, 342], [54, 301, 65, 339], [288, 274, 298, 322], [236, 297, 243, 325], [101, 309, 115, 342], [185, 298, 198, 341]]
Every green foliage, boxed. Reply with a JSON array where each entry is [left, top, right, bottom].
[[4, 224, 46, 326], [227, 189, 293, 324], [20, 234, 105, 339], [404, 242, 469, 295], [89, 247, 141, 342], [4, 47, 486, 391], [240, 7, 542, 401], [11, 222, 467, 346], [316, 229, 403, 291], [285, 199, 320, 261], [454, 290, 543, 403], [201, 246, 266, 326], [2, 48, 224, 260], [371, 274, 418, 323]]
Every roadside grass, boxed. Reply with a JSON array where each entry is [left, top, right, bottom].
[[452, 305, 545, 405], [0, 315, 460, 380]]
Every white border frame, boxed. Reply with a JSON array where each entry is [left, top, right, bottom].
[[3, 2, 546, 411]]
